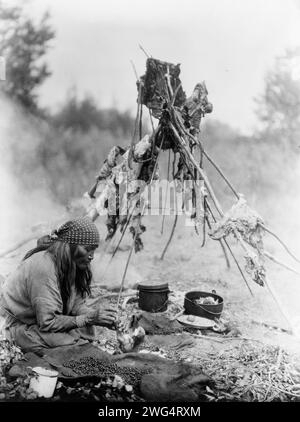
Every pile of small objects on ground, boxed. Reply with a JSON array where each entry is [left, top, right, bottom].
[[2, 335, 300, 401], [63, 357, 151, 391], [0, 337, 145, 402], [198, 342, 300, 402], [0, 338, 39, 401]]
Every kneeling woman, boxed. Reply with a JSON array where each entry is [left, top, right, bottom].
[[0, 216, 116, 353]]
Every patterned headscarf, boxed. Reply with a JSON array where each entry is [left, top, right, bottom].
[[51, 216, 100, 247]]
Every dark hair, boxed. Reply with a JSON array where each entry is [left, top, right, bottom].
[[24, 241, 92, 314]]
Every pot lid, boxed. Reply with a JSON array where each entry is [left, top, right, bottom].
[[138, 282, 169, 290]]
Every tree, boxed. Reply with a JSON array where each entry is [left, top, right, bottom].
[[52, 90, 135, 138], [255, 49, 300, 152], [0, 2, 55, 112]]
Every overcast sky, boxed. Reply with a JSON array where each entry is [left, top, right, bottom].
[[19, 0, 300, 134]]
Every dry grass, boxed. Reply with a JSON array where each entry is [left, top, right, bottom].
[[199, 342, 300, 402]]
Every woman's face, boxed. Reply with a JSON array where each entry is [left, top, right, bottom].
[[73, 245, 98, 270]]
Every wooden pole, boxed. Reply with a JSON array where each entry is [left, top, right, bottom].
[[160, 214, 178, 260], [170, 122, 224, 217], [160, 148, 171, 235], [264, 251, 300, 276], [262, 224, 300, 264], [205, 201, 254, 296], [172, 108, 240, 200], [116, 230, 138, 315], [264, 276, 294, 335]]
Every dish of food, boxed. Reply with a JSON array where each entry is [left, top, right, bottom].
[[177, 314, 216, 329], [193, 296, 219, 306]]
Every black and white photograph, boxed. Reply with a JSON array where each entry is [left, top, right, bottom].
[[0, 0, 300, 413]]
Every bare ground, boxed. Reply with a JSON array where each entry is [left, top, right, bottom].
[[1, 214, 300, 366]]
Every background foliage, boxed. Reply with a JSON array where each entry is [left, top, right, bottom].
[[1, 2, 299, 208]]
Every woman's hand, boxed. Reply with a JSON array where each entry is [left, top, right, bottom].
[[85, 307, 117, 328]]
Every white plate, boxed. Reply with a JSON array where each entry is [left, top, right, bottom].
[[177, 314, 216, 329]]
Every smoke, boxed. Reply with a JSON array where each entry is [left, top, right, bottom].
[[0, 93, 143, 288], [0, 91, 300, 307], [255, 158, 300, 336], [0, 94, 66, 250]]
